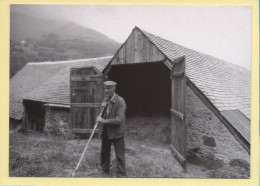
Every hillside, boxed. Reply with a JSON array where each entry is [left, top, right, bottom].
[[10, 12, 120, 78]]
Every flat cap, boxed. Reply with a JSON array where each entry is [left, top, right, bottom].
[[103, 81, 117, 86]]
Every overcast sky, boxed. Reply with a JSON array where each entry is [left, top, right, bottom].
[[12, 5, 251, 69]]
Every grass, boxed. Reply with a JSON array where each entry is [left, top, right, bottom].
[[9, 116, 249, 178]]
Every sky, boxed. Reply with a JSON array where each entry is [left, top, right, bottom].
[[12, 5, 251, 69]]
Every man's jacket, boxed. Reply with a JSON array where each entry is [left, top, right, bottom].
[[99, 93, 126, 139]]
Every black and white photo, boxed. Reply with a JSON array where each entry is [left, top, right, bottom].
[[9, 5, 251, 178]]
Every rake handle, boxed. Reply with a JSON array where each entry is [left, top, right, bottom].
[[71, 106, 106, 177]]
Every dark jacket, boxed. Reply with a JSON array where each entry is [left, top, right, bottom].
[[99, 93, 126, 139]]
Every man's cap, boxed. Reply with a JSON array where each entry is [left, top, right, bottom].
[[103, 81, 117, 86]]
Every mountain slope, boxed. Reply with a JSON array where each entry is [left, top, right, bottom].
[[10, 12, 120, 78]]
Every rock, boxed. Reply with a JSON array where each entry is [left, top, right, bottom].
[[229, 159, 250, 170], [187, 148, 224, 170], [203, 136, 216, 147]]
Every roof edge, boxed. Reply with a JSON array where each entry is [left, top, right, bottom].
[[28, 56, 113, 65]]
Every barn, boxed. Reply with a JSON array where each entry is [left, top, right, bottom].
[[10, 27, 250, 169]]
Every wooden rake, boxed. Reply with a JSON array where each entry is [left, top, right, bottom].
[[71, 106, 106, 177]]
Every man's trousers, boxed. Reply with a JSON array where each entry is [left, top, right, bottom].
[[101, 136, 126, 176]]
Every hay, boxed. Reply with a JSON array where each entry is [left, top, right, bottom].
[[125, 116, 171, 144]]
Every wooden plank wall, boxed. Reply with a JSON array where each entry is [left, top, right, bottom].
[[110, 29, 165, 65], [170, 57, 187, 169], [70, 67, 103, 133]]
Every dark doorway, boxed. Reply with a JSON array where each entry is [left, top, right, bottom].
[[107, 62, 171, 117], [24, 100, 45, 132]]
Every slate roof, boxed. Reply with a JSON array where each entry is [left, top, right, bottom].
[[141, 28, 251, 120], [10, 57, 111, 120]]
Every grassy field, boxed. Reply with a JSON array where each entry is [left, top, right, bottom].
[[9, 116, 249, 178]]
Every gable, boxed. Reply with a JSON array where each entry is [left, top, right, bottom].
[[110, 28, 166, 65]]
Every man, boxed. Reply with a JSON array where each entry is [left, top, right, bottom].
[[96, 81, 127, 177]]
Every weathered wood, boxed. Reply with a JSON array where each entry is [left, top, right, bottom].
[[22, 102, 26, 133], [125, 35, 131, 63], [135, 29, 141, 62], [44, 103, 70, 108], [173, 56, 185, 64], [170, 109, 185, 120], [87, 108, 91, 129], [170, 144, 186, 164], [110, 60, 165, 66], [72, 128, 100, 134], [163, 59, 172, 69], [71, 75, 103, 82], [109, 28, 165, 65], [170, 71, 184, 78], [24, 103, 29, 134], [70, 67, 103, 133], [170, 56, 187, 170], [221, 110, 250, 143]]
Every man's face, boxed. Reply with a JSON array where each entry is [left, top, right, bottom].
[[104, 86, 116, 98]]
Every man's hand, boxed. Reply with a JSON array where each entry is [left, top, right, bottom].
[[96, 116, 106, 124], [101, 102, 107, 108]]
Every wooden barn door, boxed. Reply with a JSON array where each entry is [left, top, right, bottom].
[[170, 56, 187, 169], [70, 67, 103, 134]]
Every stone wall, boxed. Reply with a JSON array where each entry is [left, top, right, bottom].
[[45, 106, 72, 138], [186, 86, 250, 174], [10, 118, 22, 130]]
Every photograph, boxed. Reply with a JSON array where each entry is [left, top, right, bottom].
[[9, 4, 251, 178]]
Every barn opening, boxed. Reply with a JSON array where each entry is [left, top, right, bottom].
[[23, 100, 45, 133], [106, 62, 171, 117]]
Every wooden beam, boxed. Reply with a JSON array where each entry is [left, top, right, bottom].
[[103, 65, 112, 76], [221, 110, 250, 143], [170, 144, 187, 170], [173, 56, 185, 64], [72, 128, 100, 134], [170, 71, 185, 79], [70, 66, 102, 76], [22, 103, 27, 134], [71, 75, 102, 82], [170, 109, 185, 120], [110, 60, 165, 66], [44, 103, 70, 108], [163, 60, 172, 69], [71, 103, 101, 108]]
